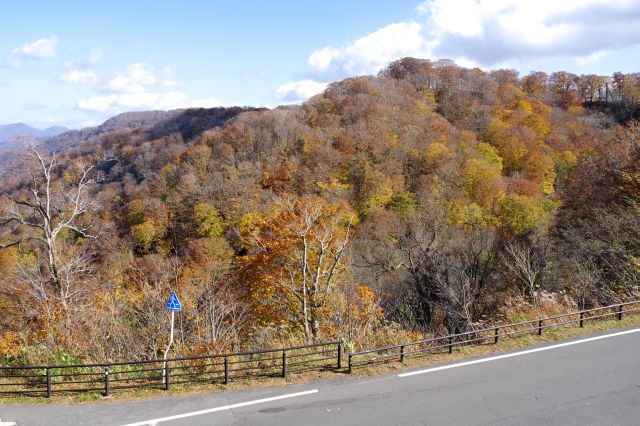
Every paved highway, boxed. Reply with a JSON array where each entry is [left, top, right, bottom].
[[2, 327, 640, 425]]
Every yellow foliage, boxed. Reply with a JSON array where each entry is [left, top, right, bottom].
[[131, 221, 157, 250], [523, 113, 551, 139], [316, 179, 351, 192], [461, 158, 505, 208], [567, 105, 584, 115], [499, 194, 549, 234], [414, 90, 437, 116], [194, 202, 224, 238], [523, 152, 556, 195], [517, 99, 533, 114], [127, 199, 145, 226], [238, 198, 356, 334], [0, 246, 19, 276], [477, 142, 504, 171], [426, 141, 450, 161], [484, 119, 528, 171], [361, 168, 394, 211], [556, 150, 577, 174], [238, 211, 265, 248], [0, 331, 22, 358], [448, 200, 493, 227]]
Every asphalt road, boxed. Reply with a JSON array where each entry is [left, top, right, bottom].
[[2, 326, 640, 426]]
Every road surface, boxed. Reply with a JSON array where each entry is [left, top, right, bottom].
[[2, 326, 639, 425]]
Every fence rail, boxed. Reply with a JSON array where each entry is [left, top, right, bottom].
[[0, 341, 341, 398], [347, 300, 640, 373], [2, 300, 639, 398]]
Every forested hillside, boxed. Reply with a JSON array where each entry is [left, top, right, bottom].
[[0, 58, 638, 363]]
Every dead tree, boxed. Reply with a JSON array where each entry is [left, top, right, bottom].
[[503, 237, 548, 306], [0, 146, 99, 344]]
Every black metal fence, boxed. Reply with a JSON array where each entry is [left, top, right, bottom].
[[347, 300, 640, 373], [2, 300, 639, 398], [0, 341, 341, 398]]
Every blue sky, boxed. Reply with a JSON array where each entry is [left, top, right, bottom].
[[2, 0, 639, 129]]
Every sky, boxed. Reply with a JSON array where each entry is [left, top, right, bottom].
[[1, 0, 640, 129]]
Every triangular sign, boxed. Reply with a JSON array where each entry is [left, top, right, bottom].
[[166, 291, 182, 312]]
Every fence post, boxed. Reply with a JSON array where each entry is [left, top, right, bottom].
[[337, 341, 342, 369], [448, 336, 454, 354], [538, 319, 543, 336], [348, 353, 353, 374], [579, 312, 584, 328], [618, 304, 623, 320], [46, 367, 51, 398], [224, 356, 229, 384], [165, 360, 170, 391], [104, 366, 110, 397], [400, 345, 405, 363], [282, 350, 287, 378], [494, 327, 500, 344]]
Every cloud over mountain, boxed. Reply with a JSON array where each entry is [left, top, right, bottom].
[[276, 0, 640, 103]]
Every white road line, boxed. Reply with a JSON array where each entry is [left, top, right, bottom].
[[120, 389, 319, 426], [398, 327, 640, 378]]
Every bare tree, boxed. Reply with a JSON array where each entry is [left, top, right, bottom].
[[241, 197, 354, 342], [356, 206, 500, 334], [275, 198, 354, 342], [196, 278, 247, 351], [0, 146, 99, 345], [409, 227, 500, 333], [503, 237, 548, 306], [570, 262, 601, 310]]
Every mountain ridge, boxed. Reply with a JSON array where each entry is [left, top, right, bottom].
[[0, 123, 69, 149]]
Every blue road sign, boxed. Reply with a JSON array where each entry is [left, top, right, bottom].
[[166, 291, 182, 312]]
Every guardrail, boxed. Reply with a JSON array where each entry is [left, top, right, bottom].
[[347, 300, 640, 373], [2, 300, 639, 398], [0, 341, 341, 398]]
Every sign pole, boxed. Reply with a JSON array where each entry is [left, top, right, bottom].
[[163, 291, 181, 385], [163, 311, 175, 384]]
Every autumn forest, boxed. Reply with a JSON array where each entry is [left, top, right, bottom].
[[0, 58, 638, 364]]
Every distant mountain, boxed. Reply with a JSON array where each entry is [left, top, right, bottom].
[[38, 126, 70, 139], [0, 106, 261, 184], [0, 123, 69, 150], [46, 107, 262, 151], [46, 110, 184, 150]]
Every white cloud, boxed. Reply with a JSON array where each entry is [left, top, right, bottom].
[[74, 61, 221, 114], [416, 2, 429, 16], [11, 36, 59, 59], [275, 80, 328, 103], [273, 0, 640, 106], [77, 91, 223, 113], [87, 48, 103, 65], [61, 69, 98, 85], [161, 79, 178, 87], [106, 63, 157, 93], [576, 49, 609, 65], [78, 95, 116, 112], [274, 21, 433, 105], [303, 22, 432, 82], [424, 0, 640, 65]]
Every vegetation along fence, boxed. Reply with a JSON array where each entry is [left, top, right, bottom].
[[1, 300, 639, 398], [347, 300, 640, 373], [0, 341, 341, 398]]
